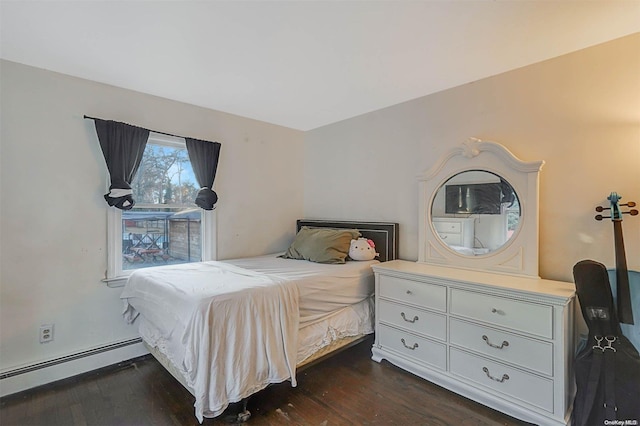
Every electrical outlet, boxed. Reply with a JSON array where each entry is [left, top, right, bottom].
[[39, 324, 54, 343]]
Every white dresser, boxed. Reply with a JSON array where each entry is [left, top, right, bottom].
[[372, 260, 576, 426], [432, 217, 475, 248]]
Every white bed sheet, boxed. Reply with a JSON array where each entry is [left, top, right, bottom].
[[223, 254, 378, 326], [121, 261, 300, 422], [138, 296, 374, 384], [296, 296, 374, 363], [120, 255, 377, 422]]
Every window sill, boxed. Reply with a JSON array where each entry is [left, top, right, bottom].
[[102, 276, 129, 288]]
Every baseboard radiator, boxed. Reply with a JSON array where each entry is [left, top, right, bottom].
[[0, 337, 147, 397]]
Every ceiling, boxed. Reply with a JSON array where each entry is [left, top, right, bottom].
[[1, 1, 638, 131]]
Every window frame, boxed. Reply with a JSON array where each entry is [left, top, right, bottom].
[[103, 133, 217, 286]]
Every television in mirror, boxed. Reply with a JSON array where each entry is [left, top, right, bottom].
[[445, 182, 502, 214]]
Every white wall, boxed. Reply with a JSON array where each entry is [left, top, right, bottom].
[[304, 34, 640, 283], [0, 60, 304, 389]]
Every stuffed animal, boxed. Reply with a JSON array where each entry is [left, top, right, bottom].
[[349, 238, 379, 261]]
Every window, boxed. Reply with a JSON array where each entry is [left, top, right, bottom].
[[505, 196, 520, 239], [105, 133, 216, 284]]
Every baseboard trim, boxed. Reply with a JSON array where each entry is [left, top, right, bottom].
[[0, 337, 148, 397], [0, 337, 143, 380]]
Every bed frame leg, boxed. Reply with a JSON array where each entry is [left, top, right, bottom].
[[223, 398, 251, 423], [236, 398, 251, 423]]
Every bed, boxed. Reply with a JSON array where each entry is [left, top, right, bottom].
[[120, 219, 398, 422]]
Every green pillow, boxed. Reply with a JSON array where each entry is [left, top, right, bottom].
[[280, 227, 361, 264]]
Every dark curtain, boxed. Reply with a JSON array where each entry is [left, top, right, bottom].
[[185, 138, 221, 210], [95, 119, 150, 210], [500, 178, 516, 207]]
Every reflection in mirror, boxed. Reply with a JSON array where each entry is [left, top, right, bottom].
[[431, 170, 520, 256]]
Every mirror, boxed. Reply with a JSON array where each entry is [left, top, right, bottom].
[[431, 170, 520, 256], [418, 138, 544, 277]]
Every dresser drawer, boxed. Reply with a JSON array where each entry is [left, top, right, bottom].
[[379, 275, 446, 311], [449, 318, 553, 376], [433, 221, 461, 233], [450, 289, 553, 338], [378, 324, 447, 370], [437, 232, 462, 246], [379, 300, 446, 341], [449, 348, 553, 413]]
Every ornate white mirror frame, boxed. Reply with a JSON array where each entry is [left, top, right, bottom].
[[418, 138, 544, 277]]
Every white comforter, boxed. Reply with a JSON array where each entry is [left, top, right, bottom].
[[223, 254, 377, 326], [121, 261, 300, 422]]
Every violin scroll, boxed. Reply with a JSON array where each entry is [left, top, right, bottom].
[[594, 194, 638, 221]]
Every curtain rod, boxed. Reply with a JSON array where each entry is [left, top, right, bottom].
[[83, 115, 188, 140]]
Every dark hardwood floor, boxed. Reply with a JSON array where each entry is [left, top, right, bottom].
[[1, 337, 530, 425]]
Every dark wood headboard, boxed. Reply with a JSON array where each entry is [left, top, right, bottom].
[[296, 220, 399, 262]]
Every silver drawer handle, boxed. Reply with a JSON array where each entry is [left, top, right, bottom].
[[482, 335, 509, 349], [401, 312, 419, 323], [441, 235, 448, 240], [482, 367, 509, 383], [491, 308, 504, 315], [400, 338, 419, 350], [406, 290, 413, 295]]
